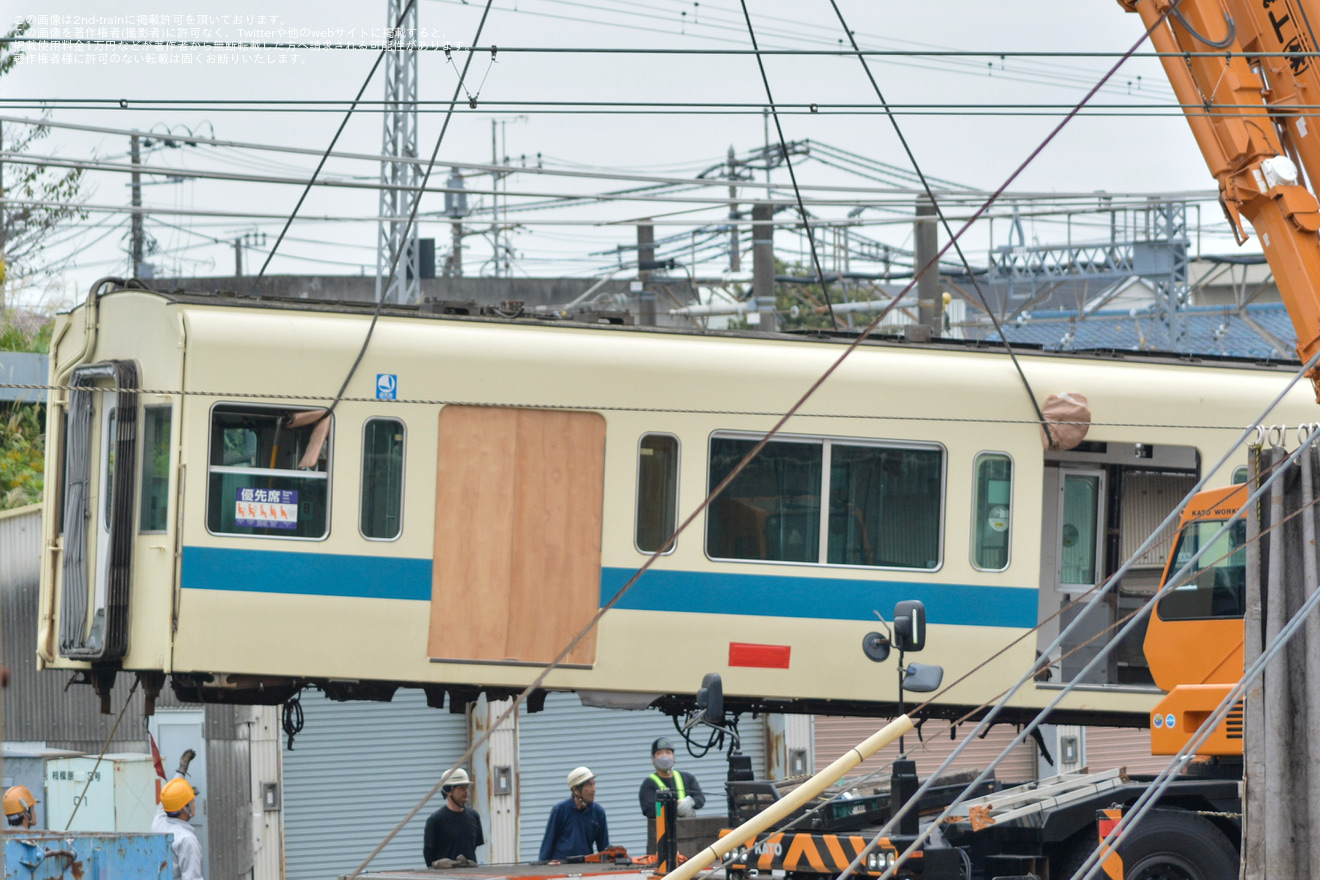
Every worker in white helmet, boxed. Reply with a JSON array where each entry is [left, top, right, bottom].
[[538, 766, 610, 861], [424, 768, 485, 867]]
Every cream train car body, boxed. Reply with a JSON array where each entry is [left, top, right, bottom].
[[35, 284, 1313, 723]]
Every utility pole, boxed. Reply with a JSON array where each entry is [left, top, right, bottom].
[[637, 221, 655, 326], [914, 198, 940, 337], [727, 145, 740, 272], [491, 120, 502, 278], [130, 132, 145, 278], [234, 237, 243, 277], [376, 0, 420, 304], [752, 203, 776, 331], [445, 167, 467, 277]]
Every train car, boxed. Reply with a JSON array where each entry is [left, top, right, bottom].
[[34, 280, 1316, 724]]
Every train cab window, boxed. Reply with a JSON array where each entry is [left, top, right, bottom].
[[139, 406, 172, 532], [1157, 519, 1247, 620], [971, 453, 1013, 571], [206, 405, 330, 540], [636, 434, 679, 554], [360, 418, 405, 541], [707, 434, 944, 570]]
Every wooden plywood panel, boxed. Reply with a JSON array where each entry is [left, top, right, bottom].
[[429, 406, 605, 665], [430, 407, 518, 660], [507, 410, 605, 665]]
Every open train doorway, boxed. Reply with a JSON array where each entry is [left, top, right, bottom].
[[1036, 441, 1199, 690]]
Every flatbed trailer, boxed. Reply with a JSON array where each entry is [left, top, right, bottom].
[[722, 768, 1242, 880]]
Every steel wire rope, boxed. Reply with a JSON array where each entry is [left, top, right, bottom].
[[856, 383, 1320, 880], [1068, 440, 1320, 880], [737, 0, 838, 328], [253, 0, 417, 287], [63, 678, 140, 830], [827, 0, 1052, 444], [349, 4, 1234, 875]]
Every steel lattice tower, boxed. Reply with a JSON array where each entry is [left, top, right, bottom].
[[376, 0, 420, 304]]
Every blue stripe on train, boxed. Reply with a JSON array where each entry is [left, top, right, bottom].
[[180, 546, 1036, 628]]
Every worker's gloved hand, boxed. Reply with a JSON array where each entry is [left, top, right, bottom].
[[677, 795, 696, 817]]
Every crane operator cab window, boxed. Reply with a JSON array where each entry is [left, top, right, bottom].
[[206, 404, 331, 540], [1157, 519, 1247, 620]]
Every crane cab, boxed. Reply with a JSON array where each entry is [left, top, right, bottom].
[[1143, 484, 1249, 756]]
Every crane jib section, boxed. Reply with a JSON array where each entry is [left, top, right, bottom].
[[1123, 0, 1320, 392]]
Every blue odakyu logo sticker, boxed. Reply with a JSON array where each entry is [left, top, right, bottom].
[[376, 374, 398, 400]]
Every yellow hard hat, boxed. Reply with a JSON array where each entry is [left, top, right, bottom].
[[160, 777, 196, 812], [3, 785, 37, 817]]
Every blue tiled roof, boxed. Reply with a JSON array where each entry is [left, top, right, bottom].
[[989, 302, 1298, 361]]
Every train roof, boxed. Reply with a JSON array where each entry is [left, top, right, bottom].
[[87, 282, 1304, 375]]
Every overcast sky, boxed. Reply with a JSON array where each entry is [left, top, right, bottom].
[[2, 1, 1241, 306]]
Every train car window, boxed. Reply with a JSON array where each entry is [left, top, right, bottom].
[[635, 434, 679, 554], [1232, 465, 1249, 484], [206, 404, 330, 540], [139, 406, 172, 532], [1157, 519, 1247, 620], [360, 418, 405, 541], [971, 453, 1013, 571], [707, 437, 823, 563], [827, 444, 943, 570]]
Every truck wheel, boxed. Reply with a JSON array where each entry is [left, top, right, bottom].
[[1119, 809, 1237, 880], [1062, 809, 1237, 880]]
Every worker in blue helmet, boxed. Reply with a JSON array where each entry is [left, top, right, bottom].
[[638, 737, 705, 818]]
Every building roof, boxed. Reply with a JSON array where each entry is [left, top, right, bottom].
[[990, 302, 1298, 362]]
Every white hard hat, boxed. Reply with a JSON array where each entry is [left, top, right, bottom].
[[567, 766, 595, 789], [442, 768, 471, 788]]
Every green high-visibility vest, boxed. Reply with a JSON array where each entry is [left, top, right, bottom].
[[649, 771, 686, 803]]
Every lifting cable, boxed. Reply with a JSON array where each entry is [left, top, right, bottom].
[[737, 0, 839, 329], [251, 0, 418, 286], [826, 0, 1053, 446], [327, 0, 498, 420]]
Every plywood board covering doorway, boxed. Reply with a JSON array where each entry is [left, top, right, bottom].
[[429, 406, 606, 665]]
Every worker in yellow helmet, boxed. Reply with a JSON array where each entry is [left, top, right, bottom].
[[153, 777, 204, 880], [3, 785, 39, 828]]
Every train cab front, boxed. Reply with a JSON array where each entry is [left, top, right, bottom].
[[1143, 484, 1250, 757]]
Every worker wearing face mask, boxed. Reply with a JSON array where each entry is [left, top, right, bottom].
[[638, 737, 705, 818]]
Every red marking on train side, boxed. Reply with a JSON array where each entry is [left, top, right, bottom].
[[729, 642, 791, 669]]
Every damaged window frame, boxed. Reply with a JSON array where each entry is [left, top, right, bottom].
[[205, 402, 333, 541]]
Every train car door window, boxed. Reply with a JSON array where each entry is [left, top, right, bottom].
[[635, 433, 679, 554], [139, 406, 172, 532], [205, 404, 331, 540], [972, 453, 1013, 572], [1057, 469, 1106, 588], [360, 417, 405, 541], [707, 437, 822, 563]]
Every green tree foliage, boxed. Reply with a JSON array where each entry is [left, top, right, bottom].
[[1, 22, 89, 291], [0, 403, 43, 509]]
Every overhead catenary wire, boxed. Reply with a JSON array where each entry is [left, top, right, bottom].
[[253, 0, 418, 285]]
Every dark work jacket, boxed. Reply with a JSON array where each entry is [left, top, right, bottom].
[[423, 805, 485, 865], [539, 798, 609, 860], [638, 769, 706, 818]]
